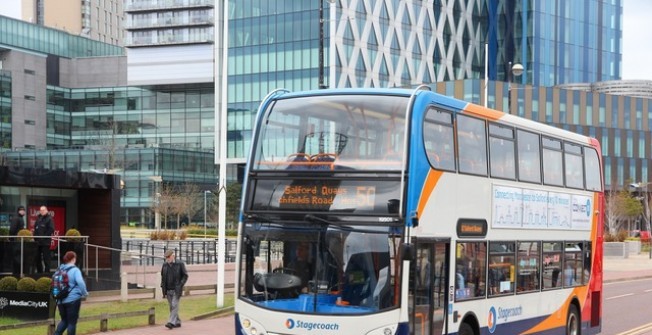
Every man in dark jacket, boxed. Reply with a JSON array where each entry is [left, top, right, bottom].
[[161, 250, 188, 329], [9, 205, 26, 276], [34, 205, 54, 273], [9, 205, 26, 240]]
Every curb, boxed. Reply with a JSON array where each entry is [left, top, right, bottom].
[[191, 307, 234, 321]]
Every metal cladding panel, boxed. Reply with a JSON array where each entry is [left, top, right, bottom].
[[127, 44, 214, 85]]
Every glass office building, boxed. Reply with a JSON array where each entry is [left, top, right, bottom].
[[487, 0, 622, 86], [225, 0, 623, 160]]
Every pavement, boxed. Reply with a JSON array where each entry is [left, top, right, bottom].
[[80, 253, 652, 335]]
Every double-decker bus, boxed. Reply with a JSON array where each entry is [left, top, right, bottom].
[[235, 87, 603, 335]]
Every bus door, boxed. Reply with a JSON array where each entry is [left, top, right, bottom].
[[410, 239, 450, 335]]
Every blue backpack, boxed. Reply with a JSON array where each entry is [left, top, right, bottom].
[[51, 265, 75, 300]]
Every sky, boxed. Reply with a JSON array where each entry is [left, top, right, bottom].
[[622, 0, 652, 79], [0, 0, 649, 79]]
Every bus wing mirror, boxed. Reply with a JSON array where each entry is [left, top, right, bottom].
[[401, 243, 415, 261]]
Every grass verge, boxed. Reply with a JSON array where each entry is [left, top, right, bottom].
[[0, 294, 234, 335]]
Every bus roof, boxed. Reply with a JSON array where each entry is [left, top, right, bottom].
[[269, 88, 598, 148]]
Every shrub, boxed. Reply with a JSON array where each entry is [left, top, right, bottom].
[[17, 229, 34, 241], [35, 277, 52, 293], [0, 227, 8, 241], [150, 230, 183, 240], [65, 228, 81, 237], [17, 277, 37, 292], [0, 276, 18, 291]]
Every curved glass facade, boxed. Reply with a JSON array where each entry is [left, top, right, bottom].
[[0, 15, 124, 58], [46, 85, 215, 150]]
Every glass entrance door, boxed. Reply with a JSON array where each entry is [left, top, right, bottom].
[[410, 240, 449, 335]]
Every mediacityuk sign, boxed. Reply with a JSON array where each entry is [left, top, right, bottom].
[[0, 291, 54, 320]]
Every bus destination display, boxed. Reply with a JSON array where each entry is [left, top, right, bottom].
[[251, 179, 401, 214]]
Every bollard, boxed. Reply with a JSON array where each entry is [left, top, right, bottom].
[[121, 272, 128, 302], [154, 271, 164, 301]]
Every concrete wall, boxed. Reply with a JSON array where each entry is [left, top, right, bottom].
[[604, 242, 629, 258], [60, 56, 128, 88], [2, 49, 48, 149]]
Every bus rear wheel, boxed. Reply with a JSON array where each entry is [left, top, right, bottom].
[[458, 322, 475, 335], [566, 304, 580, 335]]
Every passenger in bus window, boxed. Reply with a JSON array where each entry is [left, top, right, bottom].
[[417, 251, 431, 289], [455, 264, 466, 290], [286, 242, 313, 291], [563, 263, 575, 286]]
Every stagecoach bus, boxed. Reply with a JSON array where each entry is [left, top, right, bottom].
[[234, 87, 603, 335]]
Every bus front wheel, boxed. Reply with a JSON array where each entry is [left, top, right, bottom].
[[458, 322, 475, 335], [566, 304, 580, 335]]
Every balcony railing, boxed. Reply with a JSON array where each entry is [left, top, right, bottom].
[[125, 32, 214, 47], [125, 15, 214, 30], [125, 0, 213, 12]]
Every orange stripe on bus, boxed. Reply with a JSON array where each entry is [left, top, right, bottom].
[[520, 286, 589, 334], [463, 103, 505, 121], [417, 170, 443, 218]]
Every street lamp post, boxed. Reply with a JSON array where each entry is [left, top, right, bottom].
[[507, 62, 524, 114], [630, 182, 652, 258], [203, 190, 212, 238], [318, 0, 336, 89]]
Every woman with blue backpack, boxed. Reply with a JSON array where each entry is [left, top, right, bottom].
[[53, 251, 88, 335]]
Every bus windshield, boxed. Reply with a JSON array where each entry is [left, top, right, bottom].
[[239, 221, 401, 314], [253, 94, 408, 171]]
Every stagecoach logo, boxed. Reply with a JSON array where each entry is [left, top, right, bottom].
[[0, 297, 7, 310], [487, 306, 497, 333], [286, 318, 295, 329], [488, 305, 523, 333], [285, 318, 340, 331]]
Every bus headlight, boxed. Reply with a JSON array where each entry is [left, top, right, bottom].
[[250, 327, 257, 335], [242, 319, 251, 329]]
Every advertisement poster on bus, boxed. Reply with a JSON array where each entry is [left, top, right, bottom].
[[27, 205, 66, 250], [521, 189, 548, 228], [492, 185, 591, 231]]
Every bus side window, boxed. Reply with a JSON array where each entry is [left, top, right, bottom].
[[542, 242, 562, 289], [424, 108, 455, 171], [542, 137, 563, 186], [455, 242, 487, 300], [517, 130, 541, 183], [457, 115, 487, 176], [584, 148, 602, 191], [516, 242, 540, 293]]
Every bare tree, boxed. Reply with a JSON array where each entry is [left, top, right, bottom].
[[152, 183, 179, 230], [173, 183, 201, 227], [604, 190, 626, 233], [206, 182, 241, 231]]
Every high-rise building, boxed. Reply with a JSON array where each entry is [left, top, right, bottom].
[[0, 0, 637, 227], [123, 0, 215, 85], [1, 0, 124, 45]]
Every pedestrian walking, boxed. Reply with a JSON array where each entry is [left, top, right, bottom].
[[161, 249, 188, 329], [34, 205, 54, 273], [54, 251, 88, 335]]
